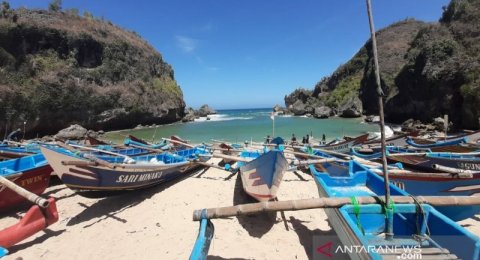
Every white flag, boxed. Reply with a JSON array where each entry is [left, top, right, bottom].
[[270, 112, 275, 120]]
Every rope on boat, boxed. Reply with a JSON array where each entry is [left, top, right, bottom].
[[351, 197, 365, 235]]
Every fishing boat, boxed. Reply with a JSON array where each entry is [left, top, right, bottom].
[[0, 154, 52, 212], [351, 146, 425, 160], [387, 152, 480, 172], [189, 162, 480, 259], [362, 132, 418, 148], [311, 134, 369, 153], [124, 135, 169, 150], [406, 137, 467, 148], [237, 150, 288, 201], [314, 159, 480, 221], [425, 130, 480, 145], [39, 145, 210, 196], [429, 144, 480, 153], [311, 161, 480, 259]]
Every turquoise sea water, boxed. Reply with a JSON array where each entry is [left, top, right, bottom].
[[105, 108, 379, 144]]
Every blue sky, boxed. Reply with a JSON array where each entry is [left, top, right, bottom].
[[10, 0, 450, 109]]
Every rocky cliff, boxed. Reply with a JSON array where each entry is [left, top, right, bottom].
[[285, 0, 480, 129], [0, 6, 185, 137]]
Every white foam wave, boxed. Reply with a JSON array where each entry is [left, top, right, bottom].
[[194, 114, 253, 122], [368, 125, 394, 139]]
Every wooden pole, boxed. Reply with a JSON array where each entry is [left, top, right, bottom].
[[432, 164, 478, 176], [67, 143, 132, 159], [56, 142, 122, 169], [193, 161, 232, 171], [0, 175, 49, 208], [192, 195, 480, 221], [291, 158, 338, 166], [370, 168, 473, 179], [365, 0, 393, 238], [211, 153, 250, 162], [127, 143, 165, 154]]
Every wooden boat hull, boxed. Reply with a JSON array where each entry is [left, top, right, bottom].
[[314, 134, 369, 153], [406, 136, 467, 148], [0, 155, 52, 212], [40, 147, 204, 196], [363, 133, 415, 148], [239, 150, 288, 201], [387, 153, 480, 172], [311, 162, 480, 259]]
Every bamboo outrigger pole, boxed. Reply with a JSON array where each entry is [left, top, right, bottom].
[[0, 176, 50, 208], [365, 0, 393, 239], [192, 196, 480, 221]]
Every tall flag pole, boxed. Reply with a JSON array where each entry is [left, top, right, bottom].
[[365, 0, 393, 239]]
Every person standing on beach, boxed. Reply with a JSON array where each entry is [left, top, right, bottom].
[[322, 133, 326, 144], [306, 134, 310, 144], [291, 134, 297, 145], [265, 135, 272, 144]]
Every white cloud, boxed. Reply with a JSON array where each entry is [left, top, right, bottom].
[[176, 35, 197, 53]]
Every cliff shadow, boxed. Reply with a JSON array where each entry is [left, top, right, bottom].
[[232, 174, 276, 238]]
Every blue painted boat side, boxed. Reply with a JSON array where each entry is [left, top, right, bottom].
[[61, 161, 191, 190], [0, 146, 40, 154], [339, 204, 480, 260], [189, 218, 214, 260], [352, 146, 431, 160], [311, 162, 409, 198], [0, 153, 48, 177], [426, 152, 480, 160], [0, 247, 7, 258], [396, 177, 480, 220], [350, 148, 382, 160], [312, 161, 480, 259], [50, 146, 209, 164]]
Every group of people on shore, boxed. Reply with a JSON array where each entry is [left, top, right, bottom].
[[264, 133, 326, 146]]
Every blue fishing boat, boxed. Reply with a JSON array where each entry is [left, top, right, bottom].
[[311, 161, 480, 259], [406, 137, 467, 148], [237, 149, 288, 201], [311, 134, 370, 153], [351, 146, 424, 160], [313, 158, 480, 221], [123, 136, 169, 150], [387, 151, 480, 172], [39, 145, 210, 196]]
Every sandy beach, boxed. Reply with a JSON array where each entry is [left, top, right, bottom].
[[1, 158, 479, 260]]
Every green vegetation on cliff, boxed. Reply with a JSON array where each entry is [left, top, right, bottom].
[[286, 0, 480, 129], [0, 3, 185, 136]]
